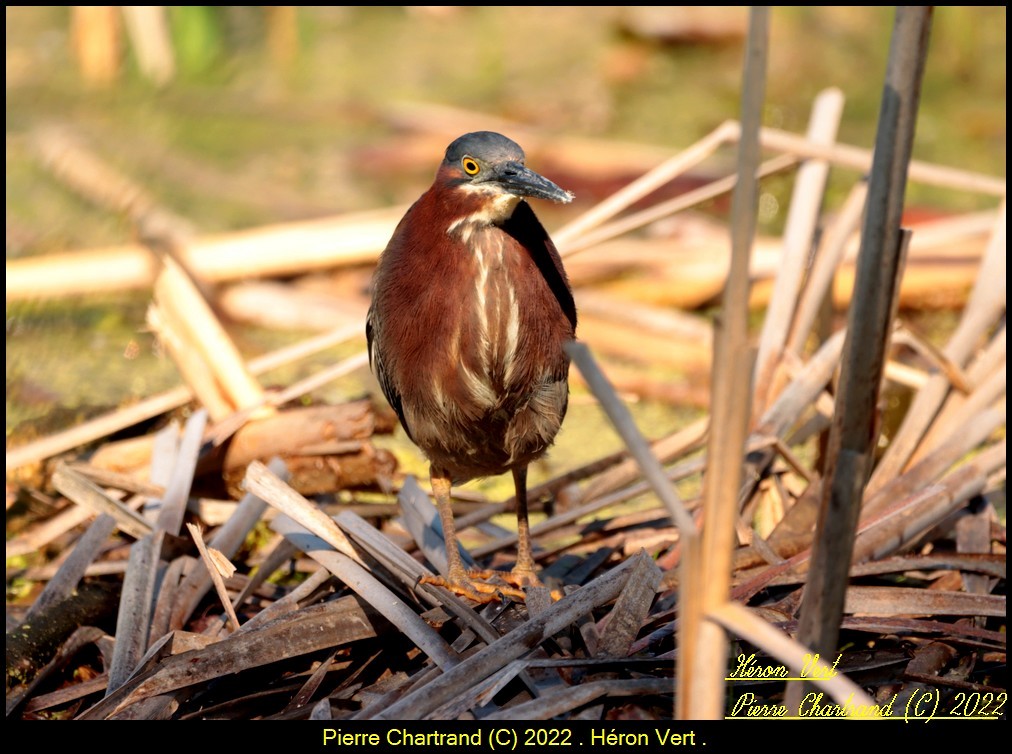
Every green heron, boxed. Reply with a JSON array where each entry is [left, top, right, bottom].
[[367, 131, 577, 602]]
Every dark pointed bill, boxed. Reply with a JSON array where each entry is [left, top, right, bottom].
[[495, 162, 574, 204]]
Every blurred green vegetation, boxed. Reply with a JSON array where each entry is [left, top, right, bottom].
[[7, 8, 1005, 235], [5, 6, 1006, 462]]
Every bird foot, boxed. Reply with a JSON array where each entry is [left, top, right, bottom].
[[419, 570, 526, 603], [420, 567, 561, 603], [484, 566, 565, 601]]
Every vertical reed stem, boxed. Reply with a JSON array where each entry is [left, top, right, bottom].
[[787, 5, 933, 712], [679, 5, 768, 719]]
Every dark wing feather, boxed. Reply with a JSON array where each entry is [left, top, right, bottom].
[[503, 202, 577, 332], [366, 303, 413, 442]]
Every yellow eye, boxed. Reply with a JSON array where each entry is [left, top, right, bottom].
[[462, 157, 480, 176]]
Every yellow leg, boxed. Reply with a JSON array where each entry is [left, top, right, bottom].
[[420, 464, 555, 603], [423, 465, 526, 602], [430, 466, 468, 584], [511, 465, 541, 586]]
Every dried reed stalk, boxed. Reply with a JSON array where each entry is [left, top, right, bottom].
[[185, 523, 241, 633], [790, 11, 934, 715], [70, 7, 121, 86], [154, 255, 269, 416], [756, 124, 1006, 196], [752, 88, 844, 418], [5, 322, 363, 472], [105, 530, 164, 695], [151, 409, 207, 536], [869, 202, 1006, 490], [565, 342, 693, 533], [12, 114, 1001, 304], [913, 332, 1005, 462], [371, 555, 640, 720], [334, 509, 517, 652], [241, 460, 361, 563], [784, 181, 869, 356], [218, 280, 367, 332], [5, 207, 404, 301], [50, 464, 153, 540], [552, 121, 740, 249], [22, 513, 118, 623], [146, 304, 234, 421], [851, 450, 997, 564], [120, 6, 174, 85], [559, 153, 798, 256], [82, 596, 384, 719], [270, 515, 460, 670], [576, 313, 711, 372], [148, 556, 186, 645], [680, 6, 766, 720], [483, 678, 673, 720], [168, 457, 284, 630]]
